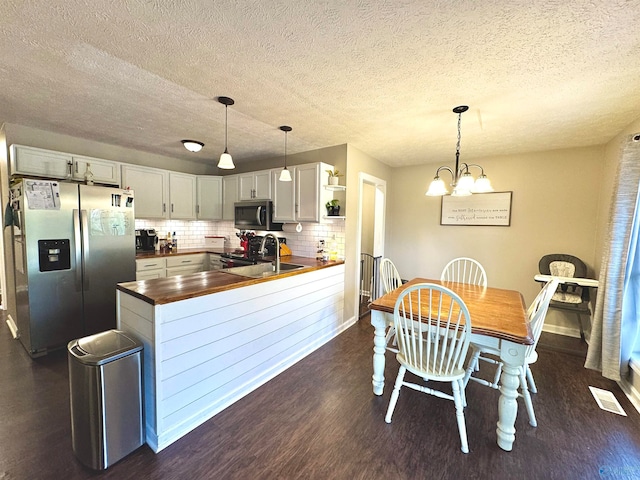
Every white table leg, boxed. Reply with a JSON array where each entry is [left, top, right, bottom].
[[371, 310, 389, 395], [496, 341, 526, 451]]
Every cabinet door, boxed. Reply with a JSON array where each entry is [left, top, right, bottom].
[[238, 173, 255, 200], [296, 163, 321, 222], [272, 169, 295, 222], [121, 165, 168, 219], [196, 176, 223, 220], [253, 170, 272, 199], [223, 175, 238, 220], [136, 269, 165, 281], [169, 172, 196, 219], [238, 170, 272, 200], [166, 264, 203, 277], [10, 145, 72, 179], [72, 155, 120, 185]]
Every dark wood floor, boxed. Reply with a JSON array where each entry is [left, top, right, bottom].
[[2, 313, 640, 480]]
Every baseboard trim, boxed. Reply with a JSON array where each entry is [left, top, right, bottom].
[[542, 323, 586, 341], [618, 357, 640, 415]]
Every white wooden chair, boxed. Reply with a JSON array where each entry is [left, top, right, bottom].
[[462, 279, 559, 427], [380, 258, 402, 294], [385, 283, 473, 453], [441, 257, 487, 287], [379, 258, 403, 352]]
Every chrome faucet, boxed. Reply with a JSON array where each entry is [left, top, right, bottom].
[[260, 233, 280, 274]]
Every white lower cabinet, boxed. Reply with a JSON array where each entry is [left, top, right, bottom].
[[165, 254, 206, 277], [209, 253, 222, 270], [136, 258, 167, 281]]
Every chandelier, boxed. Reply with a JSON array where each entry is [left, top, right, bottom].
[[425, 105, 493, 197]]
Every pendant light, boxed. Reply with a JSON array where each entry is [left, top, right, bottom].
[[279, 125, 292, 182], [217, 96, 235, 169], [181, 140, 204, 152], [425, 105, 493, 196]]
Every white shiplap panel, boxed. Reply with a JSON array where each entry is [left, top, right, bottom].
[[160, 278, 343, 362], [159, 265, 343, 325], [161, 295, 343, 399], [161, 310, 343, 428]]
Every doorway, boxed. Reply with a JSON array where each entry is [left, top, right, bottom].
[[356, 173, 386, 318]]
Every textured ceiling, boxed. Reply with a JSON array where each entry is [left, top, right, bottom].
[[1, 0, 640, 168]]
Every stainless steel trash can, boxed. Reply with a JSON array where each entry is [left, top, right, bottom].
[[68, 330, 144, 470]]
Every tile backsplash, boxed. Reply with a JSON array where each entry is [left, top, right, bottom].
[[134, 219, 345, 259]]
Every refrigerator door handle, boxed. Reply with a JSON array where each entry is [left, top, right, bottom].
[[81, 209, 90, 291], [73, 209, 82, 292]]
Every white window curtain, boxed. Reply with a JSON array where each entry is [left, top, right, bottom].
[[585, 133, 640, 381]]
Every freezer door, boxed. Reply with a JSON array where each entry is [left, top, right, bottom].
[[79, 185, 135, 335], [15, 181, 84, 355]]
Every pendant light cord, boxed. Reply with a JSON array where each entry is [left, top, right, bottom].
[[224, 105, 229, 153]]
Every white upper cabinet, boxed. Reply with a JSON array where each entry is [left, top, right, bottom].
[[10, 145, 121, 185], [222, 175, 239, 220], [169, 172, 196, 220], [239, 170, 272, 200], [196, 176, 223, 220], [271, 162, 333, 223], [272, 169, 296, 222], [10, 145, 73, 179], [296, 163, 324, 222], [72, 155, 120, 185], [121, 164, 168, 219]]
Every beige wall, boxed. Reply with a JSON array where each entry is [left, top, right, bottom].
[[344, 144, 392, 320], [237, 144, 347, 175], [386, 146, 605, 334]]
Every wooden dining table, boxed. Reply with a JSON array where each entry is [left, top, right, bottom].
[[369, 278, 530, 452]]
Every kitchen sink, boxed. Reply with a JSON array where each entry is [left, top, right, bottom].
[[278, 263, 306, 271], [225, 262, 306, 278]]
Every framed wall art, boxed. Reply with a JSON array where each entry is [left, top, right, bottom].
[[440, 191, 512, 226]]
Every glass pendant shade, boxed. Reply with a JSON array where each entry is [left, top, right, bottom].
[[426, 177, 449, 196], [472, 174, 494, 193], [457, 171, 475, 191], [218, 150, 235, 169], [279, 167, 292, 182]]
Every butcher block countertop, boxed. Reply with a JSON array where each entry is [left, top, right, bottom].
[[118, 256, 344, 305]]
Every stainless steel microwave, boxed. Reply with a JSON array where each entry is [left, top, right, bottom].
[[234, 200, 283, 231]]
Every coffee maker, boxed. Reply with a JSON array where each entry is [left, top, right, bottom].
[[135, 229, 158, 251]]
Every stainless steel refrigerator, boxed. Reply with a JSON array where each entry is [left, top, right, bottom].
[[10, 178, 135, 357]]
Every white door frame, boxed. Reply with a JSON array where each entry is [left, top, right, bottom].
[[354, 172, 386, 320]]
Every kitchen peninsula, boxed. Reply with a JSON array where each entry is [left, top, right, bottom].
[[116, 258, 345, 453]]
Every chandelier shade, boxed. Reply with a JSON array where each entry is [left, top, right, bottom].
[[425, 105, 494, 197]]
